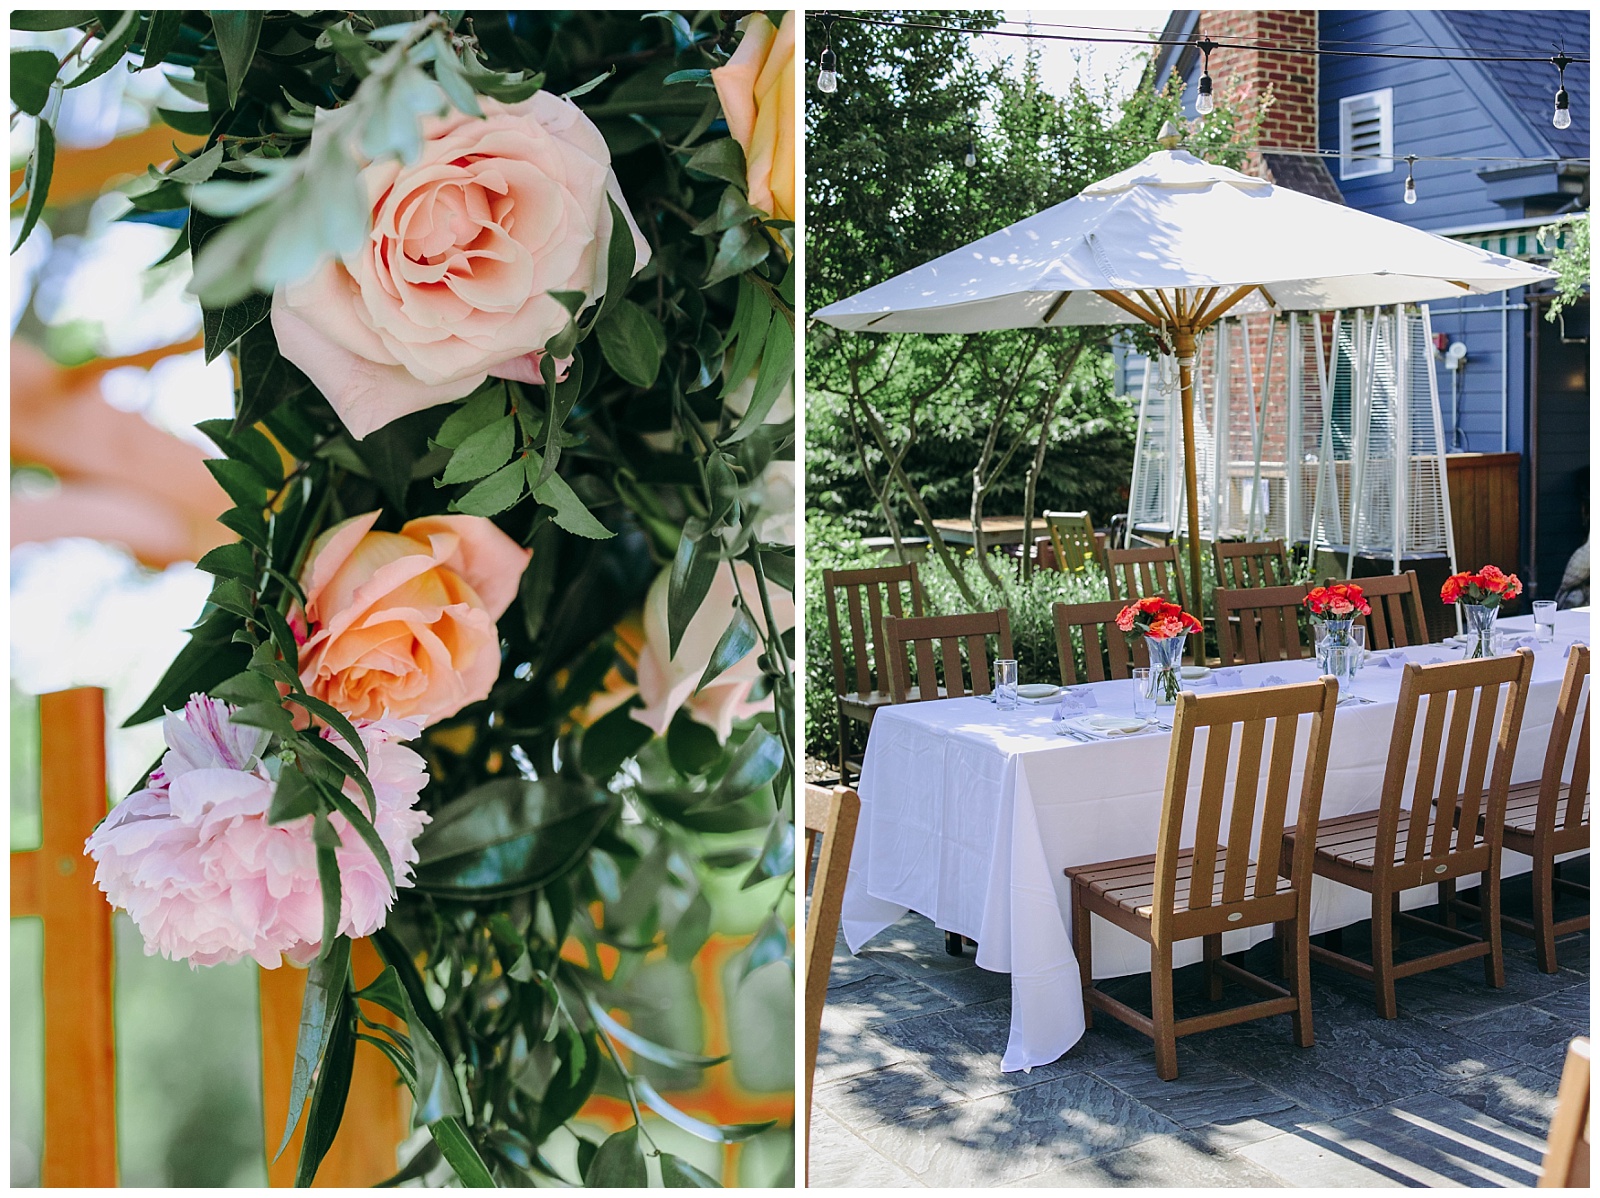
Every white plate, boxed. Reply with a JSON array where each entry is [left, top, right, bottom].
[[1180, 666, 1211, 680], [1018, 683, 1060, 700], [1085, 714, 1150, 735]]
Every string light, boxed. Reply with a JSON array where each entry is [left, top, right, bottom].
[[817, 15, 838, 94], [1195, 36, 1217, 115], [1403, 155, 1418, 204], [1552, 50, 1573, 129]]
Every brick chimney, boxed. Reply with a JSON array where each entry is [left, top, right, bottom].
[[1195, 10, 1339, 200]]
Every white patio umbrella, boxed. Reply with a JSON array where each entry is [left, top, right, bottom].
[[814, 130, 1557, 614]]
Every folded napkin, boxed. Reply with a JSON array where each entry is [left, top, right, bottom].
[[1212, 668, 1245, 687], [1061, 714, 1157, 740], [1257, 674, 1289, 688], [1052, 689, 1101, 719]]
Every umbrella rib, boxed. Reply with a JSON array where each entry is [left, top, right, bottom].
[[1142, 288, 1179, 327], [1042, 290, 1072, 325], [1097, 289, 1162, 327], [1197, 284, 1261, 331]]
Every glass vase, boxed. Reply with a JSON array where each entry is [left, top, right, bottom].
[[1461, 602, 1498, 659], [1316, 617, 1355, 648], [1146, 635, 1186, 706]]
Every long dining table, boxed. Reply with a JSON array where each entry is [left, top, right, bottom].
[[840, 609, 1591, 1072]]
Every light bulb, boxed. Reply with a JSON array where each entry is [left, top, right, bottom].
[[818, 47, 837, 94], [1553, 87, 1571, 129], [964, 142, 977, 168], [1196, 73, 1214, 115], [1403, 175, 1416, 204]]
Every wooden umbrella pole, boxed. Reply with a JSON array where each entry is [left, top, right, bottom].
[[1175, 322, 1204, 624]]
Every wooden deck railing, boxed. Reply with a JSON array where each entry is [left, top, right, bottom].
[[12, 687, 406, 1186]]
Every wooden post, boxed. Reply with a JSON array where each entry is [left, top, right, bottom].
[[10, 688, 119, 1186], [259, 936, 410, 1186], [1175, 323, 1205, 624]]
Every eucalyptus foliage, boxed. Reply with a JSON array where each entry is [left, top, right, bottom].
[[12, 9, 794, 1188]]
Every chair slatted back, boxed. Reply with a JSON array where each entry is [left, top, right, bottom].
[[1214, 539, 1292, 590], [1105, 544, 1188, 610], [823, 564, 923, 700], [1377, 651, 1535, 884], [1540, 1037, 1591, 1188], [1342, 571, 1429, 650], [1044, 510, 1098, 573], [1215, 584, 1312, 665], [1152, 679, 1339, 940], [882, 610, 1013, 702], [803, 784, 861, 1178], [1535, 643, 1590, 848]]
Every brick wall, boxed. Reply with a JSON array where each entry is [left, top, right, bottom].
[[1195, 10, 1318, 178]]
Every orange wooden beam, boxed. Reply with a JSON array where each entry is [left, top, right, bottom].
[[11, 850, 41, 916], [11, 121, 205, 212], [35, 688, 118, 1187]]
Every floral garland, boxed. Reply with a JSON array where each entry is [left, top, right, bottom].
[[16, 9, 795, 1188]]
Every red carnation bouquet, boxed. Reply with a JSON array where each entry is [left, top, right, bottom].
[[1304, 582, 1372, 619], [1115, 595, 1203, 640], [1441, 565, 1522, 608]]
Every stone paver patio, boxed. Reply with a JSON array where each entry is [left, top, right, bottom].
[[810, 862, 1589, 1188]]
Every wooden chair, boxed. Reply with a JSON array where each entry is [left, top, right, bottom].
[[1044, 510, 1098, 573], [1286, 650, 1536, 1019], [1105, 544, 1189, 610], [823, 564, 925, 784], [1540, 1037, 1591, 1188], [1342, 571, 1429, 650], [802, 784, 861, 1184], [1215, 584, 1313, 665], [1066, 677, 1340, 1081], [1454, 642, 1589, 972], [1214, 539, 1293, 590], [1053, 599, 1197, 683], [881, 609, 1013, 703]]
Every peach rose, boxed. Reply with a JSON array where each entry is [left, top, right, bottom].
[[272, 92, 651, 440], [712, 11, 795, 224], [295, 511, 532, 725], [633, 559, 795, 743]]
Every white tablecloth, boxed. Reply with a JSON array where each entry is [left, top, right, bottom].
[[842, 610, 1591, 1071]]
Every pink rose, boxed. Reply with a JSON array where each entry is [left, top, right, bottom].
[[84, 695, 429, 968], [633, 560, 795, 743], [296, 511, 532, 725], [1148, 615, 1184, 639], [272, 92, 651, 440]]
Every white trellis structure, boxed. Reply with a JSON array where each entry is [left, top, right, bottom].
[[1124, 305, 1459, 578]]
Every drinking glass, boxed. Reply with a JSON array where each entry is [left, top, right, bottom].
[[1348, 626, 1366, 675], [1534, 600, 1558, 643], [1131, 668, 1155, 720], [994, 658, 1019, 711]]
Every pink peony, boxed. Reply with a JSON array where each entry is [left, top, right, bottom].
[[85, 695, 430, 968]]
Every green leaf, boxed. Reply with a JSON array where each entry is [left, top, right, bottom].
[[210, 668, 279, 707], [155, 105, 213, 136], [294, 695, 369, 773], [721, 282, 772, 394], [231, 700, 296, 739], [139, 8, 183, 69], [663, 69, 711, 87], [440, 414, 515, 485], [703, 223, 771, 289], [64, 11, 137, 90], [211, 10, 263, 108], [268, 761, 319, 825], [124, 613, 249, 726], [434, 385, 508, 450], [697, 607, 758, 692], [202, 292, 272, 363], [318, 774, 396, 894], [370, 929, 452, 1055], [451, 459, 526, 517], [530, 467, 614, 540], [11, 49, 60, 116], [660, 1152, 721, 1187], [313, 815, 343, 958], [741, 815, 795, 891], [195, 541, 257, 584], [667, 891, 712, 964], [635, 1074, 773, 1145], [759, 549, 793, 594], [206, 576, 256, 619], [295, 984, 356, 1187], [689, 726, 783, 813], [198, 418, 285, 484], [414, 777, 618, 900], [684, 138, 746, 187], [353, 964, 409, 1020], [596, 298, 666, 389], [585, 1127, 646, 1188], [579, 701, 652, 779], [376, 1140, 440, 1189], [565, 68, 613, 99], [586, 995, 730, 1070], [13, 117, 56, 251], [166, 141, 225, 185], [205, 458, 269, 509], [231, 304, 316, 435], [534, 1030, 600, 1140], [666, 517, 718, 658], [276, 935, 350, 1159], [740, 910, 790, 979], [723, 316, 794, 443], [597, 195, 637, 326], [10, 11, 93, 30], [691, 185, 766, 236], [429, 1117, 496, 1188]]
